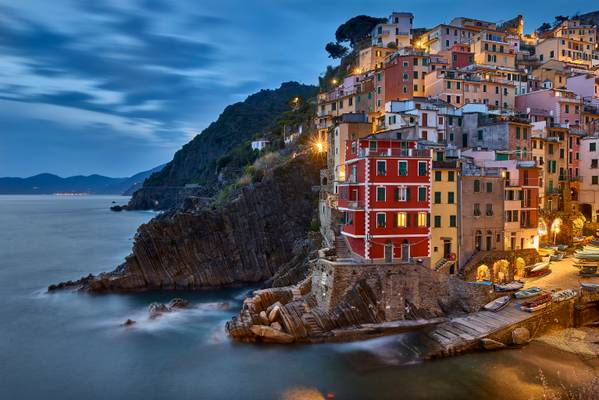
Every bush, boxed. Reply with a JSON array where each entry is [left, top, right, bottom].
[[310, 218, 321, 232]]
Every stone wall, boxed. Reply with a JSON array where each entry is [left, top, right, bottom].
[[461, 248, 540, 282], [312, 259, 494, 321]]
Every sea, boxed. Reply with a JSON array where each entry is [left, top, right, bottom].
[[0, 195, 596, 400]]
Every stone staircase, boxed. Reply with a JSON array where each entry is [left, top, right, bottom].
[[335, 235, 352, 259], [301, 313, 324, 336], [434, 258, 455, 272]]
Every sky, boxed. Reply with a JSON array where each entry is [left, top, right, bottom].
[[0, 0, 596, 177]]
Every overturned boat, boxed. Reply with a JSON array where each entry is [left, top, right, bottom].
[[483, 296, 511, 312]]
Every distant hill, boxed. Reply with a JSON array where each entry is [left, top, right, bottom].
[[579, 10, 599, 26], [0, 165, 164, 195]]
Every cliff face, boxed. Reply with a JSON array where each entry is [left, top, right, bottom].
[[50, 156, 320, 292]]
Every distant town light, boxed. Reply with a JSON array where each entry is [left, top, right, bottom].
[[331, 78, 338, 85]]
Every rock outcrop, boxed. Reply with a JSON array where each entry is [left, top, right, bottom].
[[226, 262, 493, 344], [49, 156, 320, 293]]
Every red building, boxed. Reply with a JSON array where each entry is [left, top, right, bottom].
[[337, 136, 432, 262], [439, 44, 474, 69]]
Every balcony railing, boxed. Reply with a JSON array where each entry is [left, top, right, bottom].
[[358, 148, 431, 158]]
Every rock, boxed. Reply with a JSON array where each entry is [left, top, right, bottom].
[[268, 303, 281, 322], [110, 205, 127, 212], [512, 327, 531, 345], [480, 338, 507, 350], [270, 322, 282, 331], [122, 319, 136, 327], [249, 325, 295, 343], [168, 298, 189, 310], [259, 311, 269, 325], [148, 302, 170, 319], [50, 156, 319, 293]]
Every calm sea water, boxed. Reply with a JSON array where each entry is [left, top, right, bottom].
[[0, 195, 596, 400]]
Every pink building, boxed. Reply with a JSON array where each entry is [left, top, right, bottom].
[[516, 89, 583, 127]]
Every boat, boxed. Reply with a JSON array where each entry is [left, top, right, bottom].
[[550, 253, 563, 261], [552, 289, 577, 303], [483, 296, 511, 312], [556, 244, 568, 251], [513, 287, 543, 299], [526, 262, 550, 277], [580, 282, 599, 291], [520, 292, 552, 312], [494, 281, 524, 292]]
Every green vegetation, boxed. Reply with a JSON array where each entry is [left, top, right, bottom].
[[143, 82, 318, 191], [310, 218, 321, 232]]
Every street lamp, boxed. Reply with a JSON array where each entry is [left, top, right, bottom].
[[551, 218, 561, 245]]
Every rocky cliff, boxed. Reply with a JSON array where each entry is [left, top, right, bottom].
[[127, 82, 317, 210], [49, 155, 320, 292], [226, 261, 495, 344]]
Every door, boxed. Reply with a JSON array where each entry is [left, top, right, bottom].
[[384, 242, 393, 263], [443, 240, 451, 259], [401, 240, 410, 262]]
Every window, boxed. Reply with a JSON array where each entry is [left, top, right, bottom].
[[474, 203, 481, 216], [376, 160, 386, 176], [474, 180, 480, 192], [376, 187, 386, 201], [450, 215, 457, 227], [486, 204, 493, 216], [486, 182, 492, 193], [592, 159, 598, 169], [418, 187, 427, 202], [398, 161, 408, 176], [417, 212, 427, 227], [376, 213, 386, 228], [591, 142, 597, 152], [434, 191, 441, 204], [397, 212, 407, 227], [477, 130, 483, 140], [516, 127, 520, 139], [434, 215, 442, 228], [593, 176, 598, 185], [435, 171, 442, 181], [418, 161, 427, 176], [448, 192, 455, 203], [345, 211, 353, 225], [560, 149, 564, 159], [448, 171, 455, 182], [395, 187, 407, 201], [369, 141, 377, 151]]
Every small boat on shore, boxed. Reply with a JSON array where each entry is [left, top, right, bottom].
[[520, 292, 552, 312], [494, 281, 524, 292], [513, 287, 542, 299], [552, 289, 577, 302], [483, 296, 511, 312], [580, 282, 599, 291], [526, 262, 550, 277], [550, 253, 563, 261]]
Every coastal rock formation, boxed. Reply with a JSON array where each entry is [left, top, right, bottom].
[[226, 263, 494, 343], [49, 156, 319, 293]]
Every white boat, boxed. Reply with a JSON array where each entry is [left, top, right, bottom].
[[580, 282, 599, 290], [527, 262, 550, 276], [483, 296, 511, 312], [494, 281, 524, 292], [552, 289, 577, 302]]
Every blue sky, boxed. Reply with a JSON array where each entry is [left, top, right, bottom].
[[0, 0, 596, 177]]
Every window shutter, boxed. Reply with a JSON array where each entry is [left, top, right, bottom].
[[406, 187, 411, 201], [406, 213, 411, 227], [426, 213, 431, 227], [394, 187, 400, 201]]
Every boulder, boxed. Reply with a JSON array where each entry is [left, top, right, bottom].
[[480, 338, 507, 350], [511, 327, 531, 345], [270, 322, 282, 331], [259, 311, 269, 325], [268, 303, 281, 322], [250, 325, 294, 343], [148, 302, 170, 319], [122, 319, 136, 327], [168, 298, 189, 310]]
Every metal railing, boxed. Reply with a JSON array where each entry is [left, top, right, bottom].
[[358, 148, 431, 158]]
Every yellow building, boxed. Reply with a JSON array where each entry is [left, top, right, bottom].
[[470, 30, 516, 69], [431, 156, 460, 274]]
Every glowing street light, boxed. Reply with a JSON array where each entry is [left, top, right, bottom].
[[551, 218, 561, 245], [331, 78, 338, 85]]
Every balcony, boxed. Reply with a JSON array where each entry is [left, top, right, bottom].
[[358, 148, 431, 158]]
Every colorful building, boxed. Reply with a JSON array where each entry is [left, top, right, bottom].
[[338, 136, 431, 263]]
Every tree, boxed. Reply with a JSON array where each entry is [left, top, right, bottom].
[[553, 15, 569, 27], [325, 42, 348, 59], [536, 22, 552, 33], [334, 15, 387, 47]]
